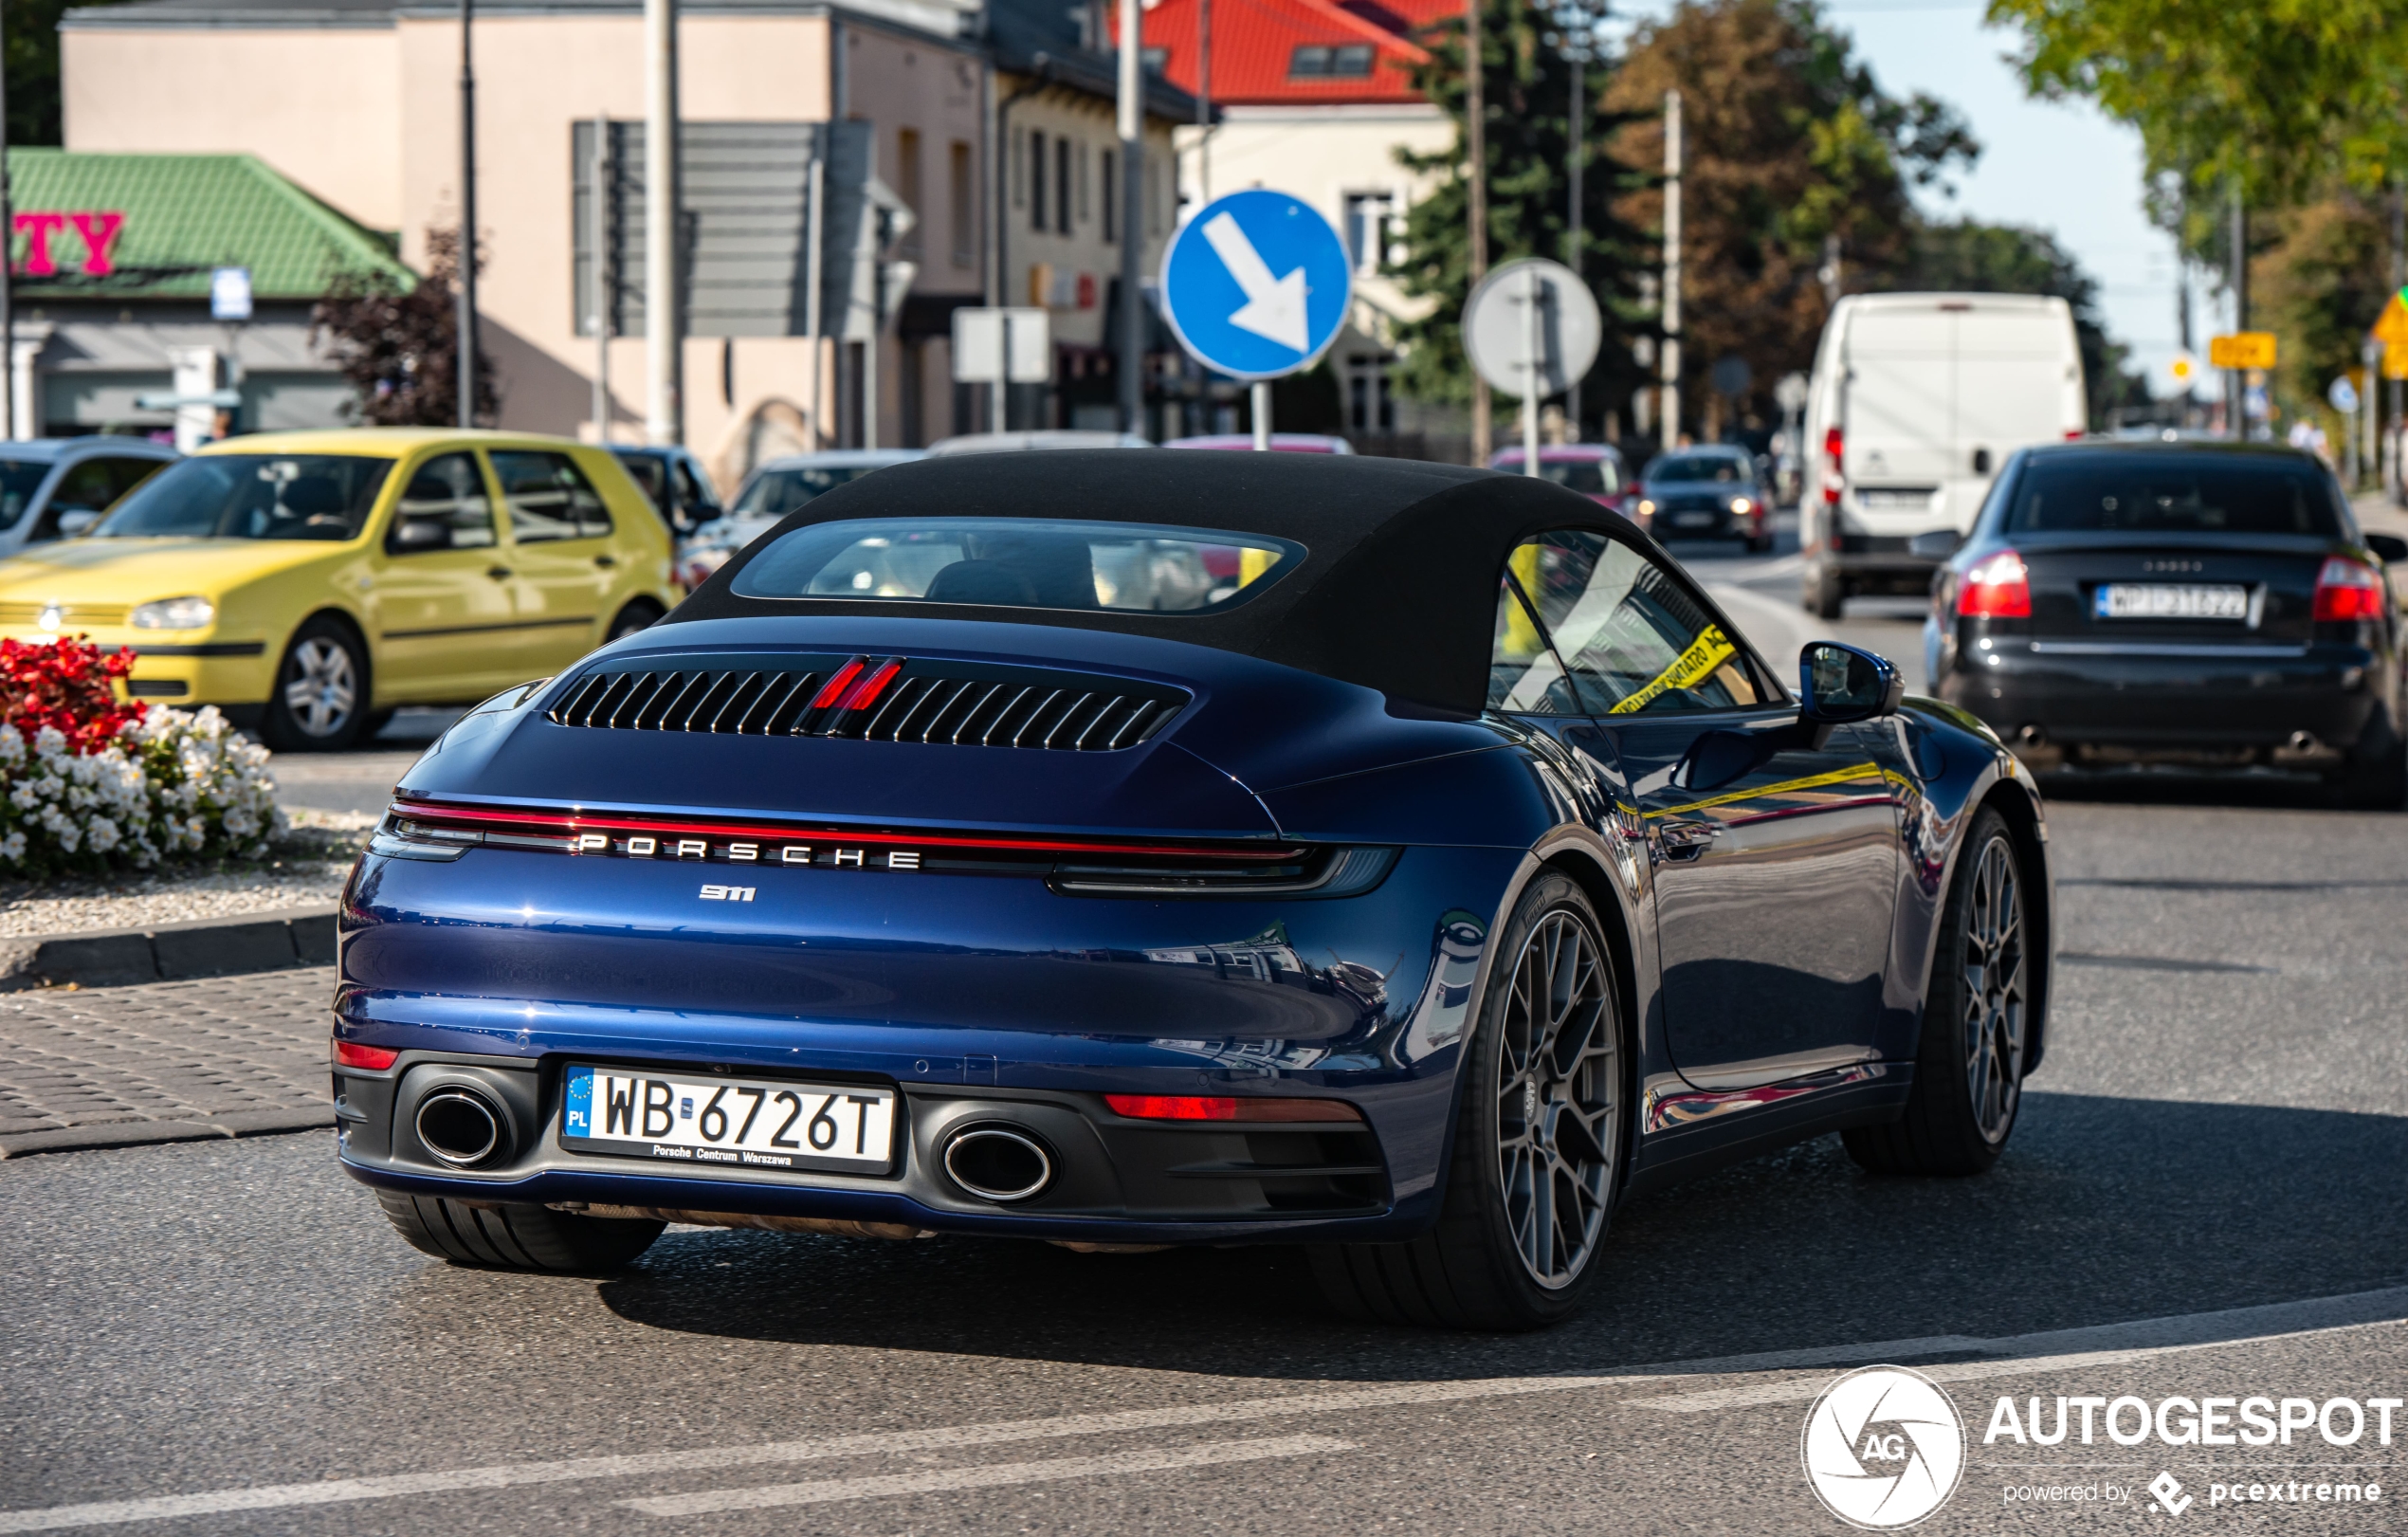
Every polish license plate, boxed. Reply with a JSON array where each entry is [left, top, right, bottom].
[[2093, 583, 2248, 621], [560, 1064, 898, 1174], [1672, 510, 1716, 527]]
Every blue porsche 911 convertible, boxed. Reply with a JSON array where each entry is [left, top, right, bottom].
[[333, 451, 2052, 1329]]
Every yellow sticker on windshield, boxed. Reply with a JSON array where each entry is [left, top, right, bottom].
[[1610, 624, 1737, 715]]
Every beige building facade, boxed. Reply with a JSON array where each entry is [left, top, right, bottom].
[[61, 0, 1184, 473]]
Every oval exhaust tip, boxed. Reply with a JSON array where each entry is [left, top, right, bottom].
[[942, 1125, 1053, 1202], [416, 1089, 506, 1167]]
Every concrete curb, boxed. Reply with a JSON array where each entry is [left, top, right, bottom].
[[0, 905, 337, 992], [0, 1108, 332, 1159]]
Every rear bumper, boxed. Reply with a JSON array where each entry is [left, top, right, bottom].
[[330, 839, 1518, 1243], [1813, 536, 1940, 586], [1937, 636, 2390, 756], [3, 628, 275, 706]]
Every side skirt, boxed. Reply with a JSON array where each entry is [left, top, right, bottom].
[[1620, 1069, 1912, 1199]]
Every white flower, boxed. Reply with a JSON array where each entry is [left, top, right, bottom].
[[85, 817, 119, 852], [32, 725, 65, 759], [0, 724, 23, 764], [0, 831, 25, 864]]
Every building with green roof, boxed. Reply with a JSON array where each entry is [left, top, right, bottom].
[[7, 150, 415, 442]]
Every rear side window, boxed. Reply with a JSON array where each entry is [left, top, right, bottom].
[[2004, 454, 2345, 537], [1491, 530, 1768, 716], [493, 451, 613, 542], [731, 517, 1302, 613]]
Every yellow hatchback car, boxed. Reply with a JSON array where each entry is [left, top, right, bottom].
[[0, 429, 679, 750]]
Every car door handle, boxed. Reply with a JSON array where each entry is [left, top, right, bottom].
[[593, 555, 616, 569], [486, 566, 513, 581], [1656, 819, 1721, 860]]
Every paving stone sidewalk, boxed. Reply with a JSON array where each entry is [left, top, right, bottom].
[[0, 967, 334, 1156]]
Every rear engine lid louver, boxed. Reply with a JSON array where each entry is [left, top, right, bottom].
[[545, 654, 1188, 751]]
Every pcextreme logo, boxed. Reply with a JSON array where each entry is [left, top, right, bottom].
[[1801, 1365, 1967, 1529]]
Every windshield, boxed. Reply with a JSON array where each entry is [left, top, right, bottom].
[[1495, 456, 1616, 495], [731, 518, 1304, 613], [1643, 454, 1747, 484], [2003, 454, 2346, 537], [94, 455, 392, 540], [0, 459, 49, 531], [732, 466, 884, 519]]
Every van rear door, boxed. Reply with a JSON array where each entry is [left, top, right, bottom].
[[1842, 305, 1954, 535]]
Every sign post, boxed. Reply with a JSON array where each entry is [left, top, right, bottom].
[[1462, 257, 1602, 475], [1157, 189, 1351, 449], [951, 306, 1051, 433]]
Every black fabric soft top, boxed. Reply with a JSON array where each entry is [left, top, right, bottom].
[[665, 449, 1649, 716]]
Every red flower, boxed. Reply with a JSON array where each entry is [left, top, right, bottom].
[[0, 636, 143, 753]]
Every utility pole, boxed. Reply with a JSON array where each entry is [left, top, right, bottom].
[[2227, 184, 2246, 443], [0, 2, 13, 443], [1563, 4, 1588, 441], [1466, 0, 1488, 464], [591, 113, 611, 443], [2391, 182, 2403, 495], [1117, 0, 1145, 436], [1659, 87, 1681, 451], [645, 0, 683, 446], [457, 0, 478, 430], [1196, 0, 1211, 204]]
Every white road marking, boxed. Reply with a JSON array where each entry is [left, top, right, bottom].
[[1633, 1285, 2408, 1414], [618, 1435, 1352, 1517], [4, 1287, 2401, 1532]]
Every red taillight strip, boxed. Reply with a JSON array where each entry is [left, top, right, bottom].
[[1104, 1094, 1362, 1123], [390, 798, 1306, 862], [810, 656, 867, 709]]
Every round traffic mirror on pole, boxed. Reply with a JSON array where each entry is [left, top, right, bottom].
[[1463, 258, 1601, 476]]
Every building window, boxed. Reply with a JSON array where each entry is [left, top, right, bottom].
[[1344, 192, 1394, 275], [1075, 138, 1088, 224], [1289, 44, 1373, 78], [1348, 359, 1395, 432], [949, 139, 975, 268], [1011, 126, 1026, 208], [1102, 147, 1117, 244], [1056, 137, 1072, 235], [1031, 130, 1048, 232], [896, 128, 922, 259], [1141, 46, 1167, 73]]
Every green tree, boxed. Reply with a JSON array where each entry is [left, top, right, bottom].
[[1904, 219, 2145, 427], [1385, 0, 1653, 419], [1604, 0, 1977, 435], [5, 0, 100, 145], [1987, 0, 2408, 209], [312, 229, 498, 428]]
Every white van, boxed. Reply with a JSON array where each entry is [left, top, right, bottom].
[[1798, 293, 2085, 617]]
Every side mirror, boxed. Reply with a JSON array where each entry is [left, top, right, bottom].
[[1907, 528, 1962, 561], [54, 506, 100, 537], [388, 517, 450, 553], [2367, 532, 2408, 565], [1800, 642, 1904, 727]]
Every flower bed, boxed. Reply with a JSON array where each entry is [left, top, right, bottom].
[[0, 637, 283, 876]]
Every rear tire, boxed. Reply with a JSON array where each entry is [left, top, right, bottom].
[[1844, 807, 2029, 1177], [606, 599, 666, 643], [1309, 873, 1627, 1330], [2332, 720, 2407, 811], [1806, 568, 1846, 619], [374, 1190, 664, 1272]]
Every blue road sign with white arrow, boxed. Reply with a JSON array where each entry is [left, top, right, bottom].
[[1158, 190, 1352, 381]]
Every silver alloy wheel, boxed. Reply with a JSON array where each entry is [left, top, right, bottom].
[[283, 636, 358, 739], [1961, 833, 2026, 1144], [1494, 908, 1619, 1289]]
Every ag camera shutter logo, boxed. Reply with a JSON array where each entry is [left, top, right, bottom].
[[1801, 1365, 1966, 1528]]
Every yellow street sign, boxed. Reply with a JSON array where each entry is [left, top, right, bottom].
[[2209, 332, 2276, 370], [2384, 340, 2408, 381], [2374, 290, 2408, 344]]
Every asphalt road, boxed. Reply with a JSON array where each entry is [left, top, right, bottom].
[[4, 528, 2403, 1535]]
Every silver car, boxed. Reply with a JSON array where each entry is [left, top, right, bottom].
[[0, 437, 180, 557]]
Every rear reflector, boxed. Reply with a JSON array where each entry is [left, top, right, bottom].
[[2313, 557, 2386, 622], [1958, 549, 2032, 618], [332, 1039, 399, 1070], [1821, 427, 1844, 506], [1104, 1094, 1362, 1123]]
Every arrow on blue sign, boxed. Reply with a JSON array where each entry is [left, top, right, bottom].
[[1158, 190, 1352, 382]]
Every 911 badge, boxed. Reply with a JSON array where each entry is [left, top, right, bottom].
[[698, 885, 755, 902]]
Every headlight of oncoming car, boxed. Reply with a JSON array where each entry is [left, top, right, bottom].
[[129, 595, 215, 631]]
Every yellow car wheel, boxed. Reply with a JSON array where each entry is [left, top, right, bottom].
[[263, 614, 372, 753]]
